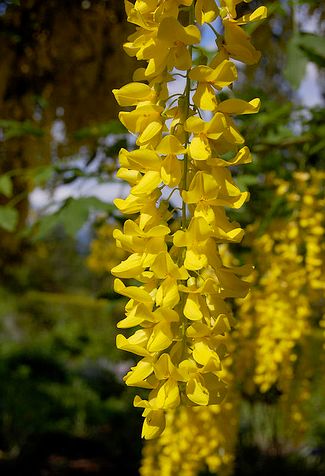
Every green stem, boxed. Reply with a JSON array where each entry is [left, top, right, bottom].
[[180, 5, 195, 231], [206, 21, 219, 38], [6, 190, 27, 208]]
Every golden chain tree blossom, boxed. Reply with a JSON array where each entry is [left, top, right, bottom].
[[140, 399, 238, 476], [112, 0, 267, 440], [234, 170, 325, 396], [137, 170, 324, 474], [231, 170, 325, 443]]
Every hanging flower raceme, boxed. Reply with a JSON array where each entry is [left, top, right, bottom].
[[233, 170, 325, 396], [140, 398, 238, 476], [112, 0, 266, 440]]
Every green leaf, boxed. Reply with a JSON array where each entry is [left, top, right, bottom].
[[35, 197, 114, 238], [35, 214, 60, 239], [0, 175, 13, 198], [309, 138, 325, 156], [0, 120, 43, 140], [236, 175, 259, 191], [74, 120, 127, 140], [29, 166, 54, 186], [0, 206, 18, 232], [284, 34, 308, 89], [299, 33, 325, 60]]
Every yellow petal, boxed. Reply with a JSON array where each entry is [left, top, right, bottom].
[[156, 277, 180, 309], [208, 59, 237, 88], [186, 375, 209, 405], [131, 171, 161, 196], [113, 82, 155, 106], [133, 394, 150, 409], [119, 104, 163, 134], [158, 17, 200, 45], [156, 379, 180, 409], [116, 168, 141, 184], [116, 330, 151, 357], [182, 172, 219, 203], [216, 268, 250, 298], [119, 148, 161, 172], [223, 21, 261, 65], [147, 321, 174, 352], [114, 278, 153, 303], [114, 190, 161, 215], [114, 194, 147, 214], [213, 314, 231, 334], [173, 44, 192, 71], [138, 121, 162, 145], [161, 154, 182, 187], [189, 136, 211, 160], [193, 83, 217, 111], [195, 0, 219, 25], [184, 115, 205, 134], [207, 146, 252, 167], [150, 252, 173, 278], [153, 308, 180, 323], [189, 65, 213, 82], [206, 112, 227, 139], [235, 6, 268, 25], [142, 409, 166, 439], [125, 358, 154, 386], [133, 67, 146, 81], [117, 302, 153, 328], [111, 253, 144, 278], [192, 341, 220, 367], [184, 294, 203, 320], [156, 135, 186, 155], [217, 98, 261, 115], [185, 248, 208, 270], [154, 353, 183, 381]]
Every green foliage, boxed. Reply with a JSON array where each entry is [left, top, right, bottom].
[[0, 120, 43, 140], [0, 284, 134, 450], [29, 165, 55, 186], [300, 33, 325, 67], [284, 33, 308, 89], [285, 32, 325, 88], [0, 175, 13, 198], [74, 120, 127, 140], [34, 197, 115, 238], [0, 205, 18, 232]]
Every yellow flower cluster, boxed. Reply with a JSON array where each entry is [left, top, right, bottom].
[[87, 223, 126, 274], [279, 357, 312, 444], [233, 170, 324, 414], [140, 398, 238, 476], [137, 165, 324, 470], [112, 0, 266, 439]]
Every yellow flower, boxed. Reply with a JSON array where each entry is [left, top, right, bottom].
[[184, 114, 227, 160], [189, 60, 237, 110], [222, 6, 267, 65], [113, 0, 267, 443], [119, 104, 164, 146], [195, 0, 219, 25], [113, 82, 156, 106], [156, 135, 185, 186], [144, 17, 201, 77]]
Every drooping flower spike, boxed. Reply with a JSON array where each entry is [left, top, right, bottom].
[[112, 0, 267, 440]]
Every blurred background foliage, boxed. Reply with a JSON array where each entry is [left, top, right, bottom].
[[0, 0, 324, 475]]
